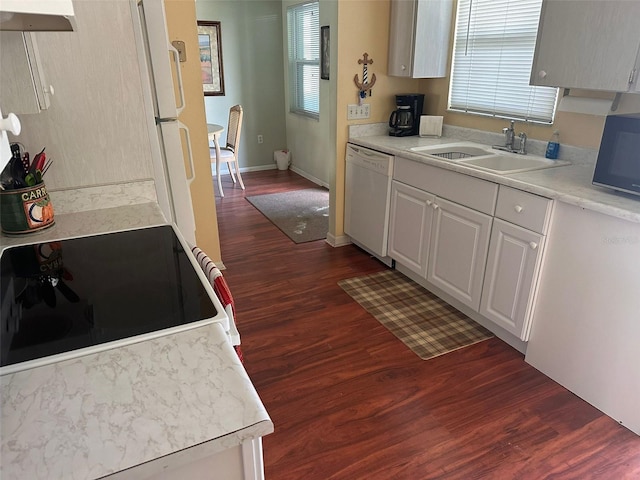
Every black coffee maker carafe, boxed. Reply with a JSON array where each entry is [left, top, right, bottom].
[[389, 106, 414, 133], [389, 94, 425, 137]]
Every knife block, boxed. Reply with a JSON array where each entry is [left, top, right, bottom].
[[0, 182, 55, 234]]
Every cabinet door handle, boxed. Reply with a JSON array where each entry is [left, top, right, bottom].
[[401, 64, 407, 71], [0, 112, 21, 135], [529, 242, 538, 250], [178, 121, 196, 182], [514, 205, 523, 213], [538, 70, 547, 78], [426, 200, 432, 206], [432, 203, 439, 210], [169, 44, 186, 115]]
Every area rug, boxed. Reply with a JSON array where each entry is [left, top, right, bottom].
[[338, 270, 493, 360], [246, 188, 329, 243]]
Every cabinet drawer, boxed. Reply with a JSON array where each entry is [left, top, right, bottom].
[[394, 157, 498, 215], [495, 186, 552, 234]]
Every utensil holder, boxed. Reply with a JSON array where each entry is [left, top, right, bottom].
[[0, 182, 55, 234]]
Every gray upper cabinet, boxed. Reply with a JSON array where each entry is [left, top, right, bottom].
[[388, 0, 453, 78], [531, 0, 640, 92], [0, 32, 52, 114], [0, 0, 76, 31]]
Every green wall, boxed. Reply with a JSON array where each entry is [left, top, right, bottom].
[[196, 0, 288, 170]]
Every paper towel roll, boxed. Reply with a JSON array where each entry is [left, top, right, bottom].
[[419, 115, 443, 137], [557, 96, 613, 116]]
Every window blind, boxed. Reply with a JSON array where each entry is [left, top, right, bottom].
[[449, 0, 558, 124], [287, 1, 319, 118]]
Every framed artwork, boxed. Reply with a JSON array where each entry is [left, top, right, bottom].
[[197, 21, 225, 96], [321, 25, 330, 80]]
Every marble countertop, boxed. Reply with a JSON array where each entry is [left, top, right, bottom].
[[349, 132, 640, 224], [1, 180, 167, 251], [0, 202, 167, 250], [1, 322, 273, 480]]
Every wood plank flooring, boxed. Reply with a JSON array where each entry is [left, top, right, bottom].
[[214, 170, 640, 479]]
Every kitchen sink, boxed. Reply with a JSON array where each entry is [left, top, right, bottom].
[[458, 154, 567, 174], [408, 142, 569, 174], [410, 143, 494, 159]]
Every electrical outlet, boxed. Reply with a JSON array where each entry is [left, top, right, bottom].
[[257, 135, 264, 144], [347, 104, 371, 120]]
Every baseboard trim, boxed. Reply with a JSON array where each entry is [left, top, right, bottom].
[[213, 163, 328, 188], [289, 166, 328, 189], [213, 164, 277, 176], [242, 165, 278, 173], [326, 233, 351, 248]]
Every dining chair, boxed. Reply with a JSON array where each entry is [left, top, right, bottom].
[[211, 104, 244, 197]]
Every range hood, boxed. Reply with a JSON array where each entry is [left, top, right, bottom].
[[0, 0, 76, 31]]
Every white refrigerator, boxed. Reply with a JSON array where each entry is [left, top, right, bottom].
[[130, 0, 197, 246], [131, 1, 240, 346]]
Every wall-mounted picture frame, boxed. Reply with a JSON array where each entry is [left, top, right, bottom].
[[197, 20, 225, 96], [321, 25, 330, 80]]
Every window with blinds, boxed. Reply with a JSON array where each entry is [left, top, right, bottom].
[[287, 1, 320, 119], [448, 0, 558, 124]]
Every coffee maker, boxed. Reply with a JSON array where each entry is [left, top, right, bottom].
[[389, 94, 425, 137]]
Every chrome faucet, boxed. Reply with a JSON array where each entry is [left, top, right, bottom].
[[503, 120, 515, 150], [493, 120, 527, 155], [517, 132, 527, 155]]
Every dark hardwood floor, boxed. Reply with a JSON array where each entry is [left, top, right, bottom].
[[214, 170, 640, 479]]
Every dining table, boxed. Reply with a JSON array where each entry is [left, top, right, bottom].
[[207, 123, 224, 141]]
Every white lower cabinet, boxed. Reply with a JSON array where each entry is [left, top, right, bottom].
[[109, 438, 266, 480], [427, 197, 492, 311], [479, 186, 553, 341], [479, 219, 545, 340], [388, 181, 435, 277], [388, 157, 554, 345], [388, 179, 492, 311]]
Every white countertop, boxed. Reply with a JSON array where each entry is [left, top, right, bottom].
[[1, 322, 273, 480], [1, 180, 166, 251], [349, 133, 640, 224]]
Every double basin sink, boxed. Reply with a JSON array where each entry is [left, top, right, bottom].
[[409, 142, 569, 175]]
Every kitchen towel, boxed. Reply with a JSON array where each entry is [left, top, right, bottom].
[[192, 246, 243, 362], [419, 115, 443, 137], [557, 95, 614, 116]]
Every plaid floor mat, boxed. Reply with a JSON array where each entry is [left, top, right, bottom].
[[338, 270, 493, 360]]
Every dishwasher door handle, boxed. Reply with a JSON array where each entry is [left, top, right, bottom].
[[359, 149, 386, 160], [348, 145, 389, 161]]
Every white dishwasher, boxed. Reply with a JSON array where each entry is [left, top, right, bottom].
[[344, 143, 394, 266]]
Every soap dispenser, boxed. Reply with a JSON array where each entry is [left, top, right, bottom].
[[545, 130, 560, 160]]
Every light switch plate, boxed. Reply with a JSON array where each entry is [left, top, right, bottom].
[[347, 104, 370, 120]]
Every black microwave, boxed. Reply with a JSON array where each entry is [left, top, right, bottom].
[[592, 113, 640, 196]]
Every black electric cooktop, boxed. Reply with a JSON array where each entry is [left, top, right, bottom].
[[0, 226, 218, 371]]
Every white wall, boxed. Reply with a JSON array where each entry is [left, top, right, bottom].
[[196, 0, 287, 170], [4, 1, 154, 190]]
